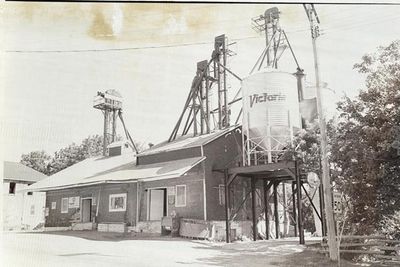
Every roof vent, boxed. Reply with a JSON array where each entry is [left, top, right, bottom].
[[107, 140, 131, 156]]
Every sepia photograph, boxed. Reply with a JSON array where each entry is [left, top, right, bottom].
[[1, 1, 400, 266]]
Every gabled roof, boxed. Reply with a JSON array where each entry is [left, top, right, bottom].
[[139, 125, 240, 156], [3, 161, 48, 183], [27, 152, 205, 191], [24, 126, 240, 192], [74, 156, 205, 185], [27, 152, 136, 191]]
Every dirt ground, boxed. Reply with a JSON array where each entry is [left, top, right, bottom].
[[0, 231, 372, 267]]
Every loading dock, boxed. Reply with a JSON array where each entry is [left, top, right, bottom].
[[224, 160, 319, 245]]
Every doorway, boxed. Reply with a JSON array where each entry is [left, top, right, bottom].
[[82, 198, 92, 223], [148, 188, 167, 221]]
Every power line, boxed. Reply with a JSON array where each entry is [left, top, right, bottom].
[[6, 41, 211, 53], [5, 8, 400, 54], [5, 35, 262, 53], [1, 7, 359, 52], [323, 14, 400, 33]]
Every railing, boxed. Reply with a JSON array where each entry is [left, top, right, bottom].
[[321, 235, 400, 265], [93, 96, 122, 109]]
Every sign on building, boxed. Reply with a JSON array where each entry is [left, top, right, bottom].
[[333, 192, 342, 214], [68, 196, 80, 208], [168, 187, 175, 205]]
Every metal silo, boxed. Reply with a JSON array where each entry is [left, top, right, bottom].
[[242, 69, 301, 165]]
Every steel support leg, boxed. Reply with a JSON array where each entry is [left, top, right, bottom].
[[273, 182, 279, 239], [251, 177, 257, 241], [224, 169, 230, 243], [295, 161, 305, 244], [103, 110, 109, 156], [263, 180, 270, 240], [292, 182, 298, 237]]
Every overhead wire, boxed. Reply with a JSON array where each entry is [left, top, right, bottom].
[[322, 14, 400, 33], [5, 35, 264, 53], [3, 6, 272, 47], [1, 6, 315, 52], [5, 6, 400, 54]]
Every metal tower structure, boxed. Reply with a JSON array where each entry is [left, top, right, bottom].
[[214, 35, 229, 129], [243, 7, 304, 167], [221, 7, 318, 246], [93, 90, 138, 156], [252, 7, 281, 69], [165, 8, 324, 246], [168, 34, 242, 142], [251, 7, 301, 73]]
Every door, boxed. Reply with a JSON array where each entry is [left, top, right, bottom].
[[149, 189, 166, 221], [82, 199, 92, 223]]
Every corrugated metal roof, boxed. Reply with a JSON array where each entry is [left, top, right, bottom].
[[22, 126, 239, 191], [27, 154, 205, 191], [83, 156, 205, 183], [3, 161, 48, 183], [27, 152, 136, 191], [139, 125, 240, 156]]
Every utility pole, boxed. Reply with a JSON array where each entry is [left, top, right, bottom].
[[304, 4, 339, 261]]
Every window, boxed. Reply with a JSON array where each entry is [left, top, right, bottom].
[[109, 193, 127, 212], [27, 192, 33, 196], [51, 202, 56, 210], [218, 185, 225, 206], [175, 185, 186, 207], [61, 198, 69, 213], [9, 182, 16, 194]]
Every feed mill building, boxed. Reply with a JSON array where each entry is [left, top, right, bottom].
[[29, 126, 250, 239]]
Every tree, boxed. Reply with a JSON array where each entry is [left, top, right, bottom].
[[21, 135, 146, 175], [20, 150, 52, 175], [282, 41, 400, 236], [48, 135, 105, 175], [330, 40, 400, 235], [282, 121, 322, 174], [380, 210, 400, 240], [80, 135, 104, 158], [281, 121, 324, 235]]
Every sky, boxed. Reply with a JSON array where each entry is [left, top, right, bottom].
[[1, 2, 400, 162]]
